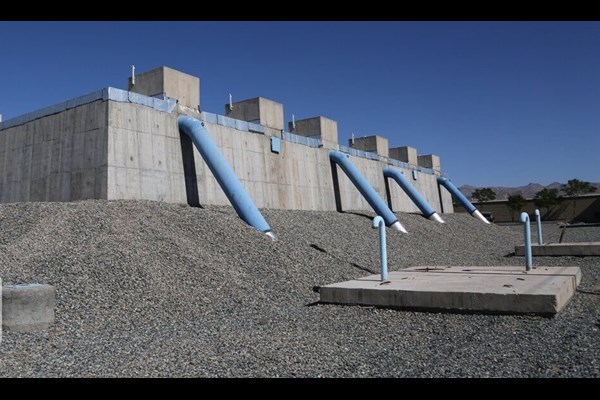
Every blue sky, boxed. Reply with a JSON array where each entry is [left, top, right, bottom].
[[0, 21, 598, 187]]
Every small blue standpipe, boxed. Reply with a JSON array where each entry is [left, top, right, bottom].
[[534, 209, 543, 245], [372, 216, 388, 281], [520, 212, 532, 271]]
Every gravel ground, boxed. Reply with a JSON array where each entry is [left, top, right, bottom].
[[0, 200, 598, 377]]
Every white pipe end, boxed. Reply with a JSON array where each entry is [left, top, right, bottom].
[[390, 221, 409, 234], [264, 231, 278, 241], [472, 209, 491, 224], [429, 213, 445, 223]]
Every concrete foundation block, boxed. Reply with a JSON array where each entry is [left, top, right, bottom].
[[2, 283, 55, 332]]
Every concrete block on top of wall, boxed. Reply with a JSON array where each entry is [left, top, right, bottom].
[[289, 116, 338, 148], [389, 146, 418, 166], [417, 154, 441, 173], [349, 135, 389, 158], [225, 97, 284, 134], [128, 66, 200, 110]]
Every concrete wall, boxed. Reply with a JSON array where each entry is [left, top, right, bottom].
[[0, 96, 454, 215], [0, 101, 108, 203], [106, 101, 186, 203], [188, 119, 451, 213]]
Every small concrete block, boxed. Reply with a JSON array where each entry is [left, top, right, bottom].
[[320, 266, 581, 316], [349, 135, 389, 158], [129, 66, 200, 110], [389, 146, 418, 165], [225, 97, 284, 131], [2, 283, 55, 332], [290, 116, 338, 145], [515, 242, 600, 256], [417, 154, 441, 171]]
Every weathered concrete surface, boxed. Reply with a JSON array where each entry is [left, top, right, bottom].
[[320, 266, 581, 316], [2, 284, 55, 332], [515, 242, 600, 256], [0, 101, 108, 203]]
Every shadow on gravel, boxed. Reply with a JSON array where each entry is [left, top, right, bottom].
[[309, 243, 376, 274], [310, 244, 327, 253], [576, 289, 600, 296], [504, 252, 516, 257], [341, 211, 374, 221], [351, 262, 376, 274]]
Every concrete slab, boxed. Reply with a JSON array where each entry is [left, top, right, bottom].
[[515, 242, 600, 256], [320, 266, 581, 316]]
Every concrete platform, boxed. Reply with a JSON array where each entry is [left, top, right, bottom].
[[515, 242, 600, 256], [320, 266, 581, 316]]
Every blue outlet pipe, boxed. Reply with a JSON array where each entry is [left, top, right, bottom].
[[178, 115, 276, 240], [437, 177, 490, 224], [329, 151, 407, 233], [383, 167, 444, 223], [520, 212, 532, 271], [372, 216, 388, 281], [534, 209, 544, 245]]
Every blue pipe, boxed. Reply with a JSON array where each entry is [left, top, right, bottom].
[[178, 115, 275, 240], [534, 209, 544, 245], [329, 151, 407, 233], [520, 212, 533, 271], [437, 177, 490, 224], [372, 216, 388, 281], [383, 167, 444, 223]]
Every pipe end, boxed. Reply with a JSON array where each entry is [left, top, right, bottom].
[[264, 231, 277, 241], [471, 209, 491, 224], [390, 221, 409, 234], [429, 213, 445, 223]]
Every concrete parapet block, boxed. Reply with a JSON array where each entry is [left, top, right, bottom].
[[225, 97, 284, 132], [417, 154, 441, 172], [289, 116, 338, 146], [389, 146, 418, 165], [2, 283, 55, 332], [349, 135, 389, 158], [129, 66, 200, 110]]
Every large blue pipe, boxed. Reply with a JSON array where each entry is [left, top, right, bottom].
[[437, 176, 489, 224], [383, 167, 444, 223], [178, 115, 276, 239], [329, 151, 407, 233]]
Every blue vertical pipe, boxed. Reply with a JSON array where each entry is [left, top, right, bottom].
[[437, 177, 490, 224], [329, 151, 407, 233], [534, 209, 544, 245], [383, 167, 444, 223], [372, 216, 388, 281], [520, 212, 532, 271], [178, 115, 275, 239]]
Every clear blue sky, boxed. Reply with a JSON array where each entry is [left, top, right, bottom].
[[1, 21, 598, 187]]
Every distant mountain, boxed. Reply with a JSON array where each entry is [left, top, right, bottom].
[[459, 181, 600, 200]]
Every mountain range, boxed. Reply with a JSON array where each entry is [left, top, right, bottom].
[[459, 181, 600, 200]]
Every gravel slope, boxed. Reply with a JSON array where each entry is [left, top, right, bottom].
[[0, 200, 598, 377]]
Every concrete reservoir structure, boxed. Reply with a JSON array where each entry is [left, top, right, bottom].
[[0, 66, 454, 215]]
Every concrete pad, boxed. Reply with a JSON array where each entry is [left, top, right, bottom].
[[320, 266, 581, 316], [515, 242, 600, 256]]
